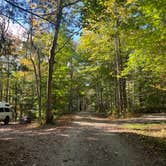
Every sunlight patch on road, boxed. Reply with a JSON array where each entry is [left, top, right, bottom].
[[72, 121, 119, 131], [0, 128, 13, 132], [57, 134, 69, 137], [86, 136, 98, 141], [0, 137, 14, 141]]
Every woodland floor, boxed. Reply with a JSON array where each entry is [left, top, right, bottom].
[[0, 112, 166, 166]]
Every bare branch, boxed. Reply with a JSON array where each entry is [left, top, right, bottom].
[[0, 13, 28, 31]]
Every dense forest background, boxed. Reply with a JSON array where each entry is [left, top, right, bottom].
[[0, 0, 165, 123]]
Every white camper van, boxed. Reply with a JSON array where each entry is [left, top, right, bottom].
[[0, 102, 12, 125]]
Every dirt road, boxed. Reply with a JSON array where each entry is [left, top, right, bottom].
[[0, 112, 165, 166]]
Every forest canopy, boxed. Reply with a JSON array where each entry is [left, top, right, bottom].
[[0, 0, 165, 123]]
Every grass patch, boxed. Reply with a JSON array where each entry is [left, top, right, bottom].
[[122, 122, 166, 138], [140, 135, 166, 154], [122, 122, 166, 155], [123, 123, 165, 130]]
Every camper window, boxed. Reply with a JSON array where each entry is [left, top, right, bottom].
[[5, 108, 10, 112]]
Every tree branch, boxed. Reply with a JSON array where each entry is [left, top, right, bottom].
[[0, 13, 28, 31], [63, 0, 81, 8], [55, 27, 81, 54], [4, 0, 56, 26]]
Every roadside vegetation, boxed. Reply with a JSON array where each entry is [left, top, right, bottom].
[[122, 124, 166, 156], [0, 0, 165, 124]]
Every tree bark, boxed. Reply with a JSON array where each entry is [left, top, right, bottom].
[[0, 62, 3, 101], [37, 49, 42, 119], [113, 2, 127, 116], [5, 49, 10, 102], [46, 0, 63, 124], [29, 1, 42, 121], [68, 57, 74, 112]]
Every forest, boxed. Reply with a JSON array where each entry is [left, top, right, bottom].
[[0, 0, 165, 123], [0, 0, 166, 166]]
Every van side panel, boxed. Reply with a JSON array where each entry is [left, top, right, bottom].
[[0, 107, 12, 121]]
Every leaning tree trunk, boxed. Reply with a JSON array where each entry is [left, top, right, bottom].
[[46, 0, 63, 124]]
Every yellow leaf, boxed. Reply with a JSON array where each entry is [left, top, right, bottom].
[[32, 18, 38, 27]]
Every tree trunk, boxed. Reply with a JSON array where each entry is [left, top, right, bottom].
[[0, 62, 3, 101], [68, 58, 74, 113], [46, 0, 63, 124], [113, 2, 127, 116], [14, 78, 18, 121], [37, 49, 42, 119], [29, 3, 42, 121], [30, 56, 42, 119], [114, 30, 127, 116], [5, 49, 10, 102]]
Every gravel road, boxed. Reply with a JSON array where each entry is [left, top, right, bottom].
[[0, 112, 165, 166]]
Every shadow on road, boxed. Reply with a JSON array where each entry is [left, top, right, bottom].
[[0, 112, 165, 166]]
